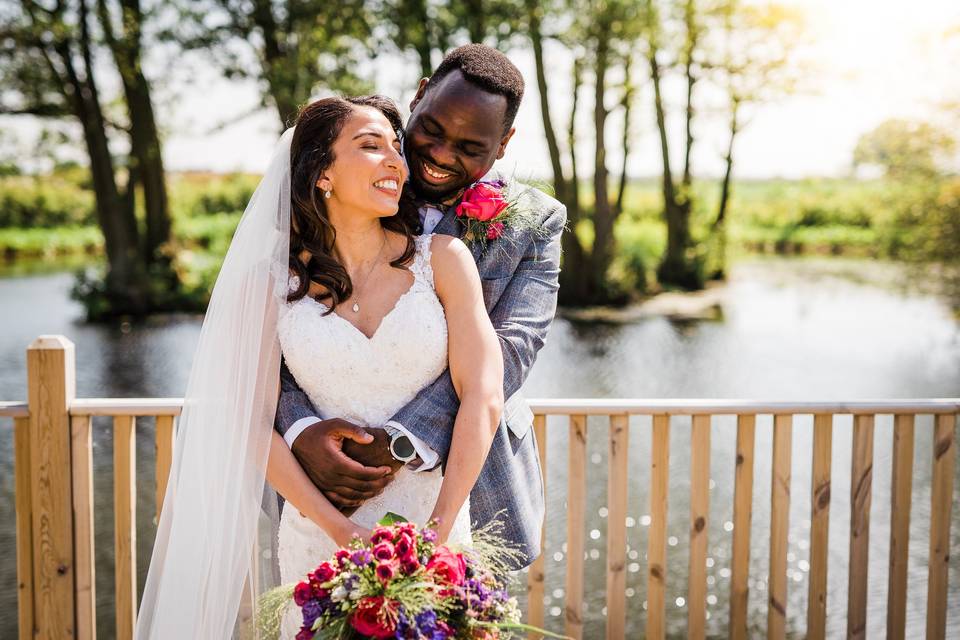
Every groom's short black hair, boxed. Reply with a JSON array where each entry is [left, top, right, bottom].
[[427, 44, 525, 131]]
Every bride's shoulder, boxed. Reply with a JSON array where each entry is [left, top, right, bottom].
[[426, 234, 470, 264], [426, 234, 479, 292]]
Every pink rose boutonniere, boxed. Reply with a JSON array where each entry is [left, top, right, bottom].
[[455, 179, 524, 248]]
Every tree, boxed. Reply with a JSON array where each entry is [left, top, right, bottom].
[[525, 0, 641, 305], [1, 0, 156, 313], [708, 0, 805, 279], [853, 119, 956, 179], [174, 0, 374, 128]]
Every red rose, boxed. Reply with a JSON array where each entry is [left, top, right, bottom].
[[296, 626, 314, 640], [293, 581, 314, 606], [400, 557, 420, 574], [312, 561, 336, 583], [335, 549, 351, 567], [456, 184, 509, 222], [426, 547, 467, 586], [350, 597, 395, 639]]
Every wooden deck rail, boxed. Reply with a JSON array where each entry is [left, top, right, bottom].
[[3, 336, 959, 639]]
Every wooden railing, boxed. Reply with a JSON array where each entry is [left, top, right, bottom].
[[3, 336, 958, 639]]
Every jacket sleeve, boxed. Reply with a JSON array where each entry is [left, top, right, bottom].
[[274, 357, 319, 438], [387, 202, 565, 457]]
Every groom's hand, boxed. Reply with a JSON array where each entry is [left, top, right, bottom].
[[291, 418, 396, 509]]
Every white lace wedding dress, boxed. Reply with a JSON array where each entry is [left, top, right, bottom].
[[275, 234, 472, 637]]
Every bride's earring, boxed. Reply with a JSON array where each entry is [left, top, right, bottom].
[[324, 189, 332, 199]]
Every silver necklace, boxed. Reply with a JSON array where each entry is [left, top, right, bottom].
[[348, 231, 388, 313]]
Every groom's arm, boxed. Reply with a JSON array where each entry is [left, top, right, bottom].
[[275, 359, 396, 507], [387, 203, 565, 459]]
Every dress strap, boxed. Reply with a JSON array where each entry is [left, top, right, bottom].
[[410, 234, 436, 289]]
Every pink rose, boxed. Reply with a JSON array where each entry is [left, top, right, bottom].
[[350, 597, 396, 639], [486, 221, 505, 240], [426, 546, 466, 586], [370, 527, 394, 545], [372, 541, 395, 561], [375, 561, 396, 583]]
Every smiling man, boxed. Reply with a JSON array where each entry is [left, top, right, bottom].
[[274, 44, 565, 568]]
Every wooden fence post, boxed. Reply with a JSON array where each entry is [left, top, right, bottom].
[[26, 335, 77, 638]]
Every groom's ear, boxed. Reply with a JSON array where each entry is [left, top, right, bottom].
[[496, 127, 516, 160], [409, 78, 430, 112]]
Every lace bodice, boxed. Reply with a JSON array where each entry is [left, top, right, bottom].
[[275, 234, 472, 637], [278, 234, 448, 428]]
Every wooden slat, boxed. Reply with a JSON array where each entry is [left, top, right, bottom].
[[606, 415, 629, 640], [729, 414, 756, 640], [27, 336, 76, 639], [767, 414, 792, 640], [71, 416, 96, 640], [14, 416, 34, 640], [925, 413, 956, 640], [806, 413, 833, 640], [527, 414, 547, 637], [646, 414, 670, 640], [155, 415, 176, 520], [687, 415, 711, 639], [564, 415, 587, 639], [846, 414, 874, 640], [886, 414, 914, 640], [114, 416, 137, 640]]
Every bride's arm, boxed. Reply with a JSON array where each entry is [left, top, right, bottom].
[[266, 431, 371, 546], [429, 236, 505, 541]]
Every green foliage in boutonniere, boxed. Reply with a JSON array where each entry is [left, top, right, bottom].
[[454, 178, 546, 252]]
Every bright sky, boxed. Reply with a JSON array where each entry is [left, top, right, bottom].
[[10, 0, 960, 179]]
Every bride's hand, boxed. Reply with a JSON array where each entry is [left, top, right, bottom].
[[333, 521, 372, 549]]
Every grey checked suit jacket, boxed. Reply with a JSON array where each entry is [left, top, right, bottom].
[[275, 182, 565, 568]]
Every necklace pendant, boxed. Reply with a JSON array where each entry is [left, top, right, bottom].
[[352, 303, 360, 313]]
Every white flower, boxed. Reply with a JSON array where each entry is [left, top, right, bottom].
[[331, 586, 348, 602]]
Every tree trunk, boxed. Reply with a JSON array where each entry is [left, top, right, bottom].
[[103, 0, 173, 269], [527, 0, 567, 208], [558, 54, 591, 305], [72, 1, 148, 310], [589, 33, 615, 297], [650, 46, 700, 289], [615, 53, 634, 216], [710, 99, 740, 280], [462, 0, 485, 43]]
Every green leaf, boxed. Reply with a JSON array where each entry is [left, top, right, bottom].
[[377, 511, 408, 526]]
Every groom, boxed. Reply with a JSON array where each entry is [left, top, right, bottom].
[[274, 44, 565, 567]]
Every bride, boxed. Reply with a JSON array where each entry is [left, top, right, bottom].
[[135, 95, 503, 638]]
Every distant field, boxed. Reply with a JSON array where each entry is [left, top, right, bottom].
[[0, 173, 940, 270]]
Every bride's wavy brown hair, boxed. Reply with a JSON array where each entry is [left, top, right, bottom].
[[288, 95, 419, 310]]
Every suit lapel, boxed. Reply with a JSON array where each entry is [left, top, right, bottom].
[[432, 206, 462, 238]]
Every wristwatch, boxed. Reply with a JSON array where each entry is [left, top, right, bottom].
[[384, 426, 417, 463]]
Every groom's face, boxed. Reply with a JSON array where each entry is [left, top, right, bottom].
[[405, 70, 516, 202]]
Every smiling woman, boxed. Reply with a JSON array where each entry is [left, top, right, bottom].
[[287, 95, 417, 312]]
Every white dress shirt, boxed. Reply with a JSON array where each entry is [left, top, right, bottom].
[[284, 203, 446, 470]]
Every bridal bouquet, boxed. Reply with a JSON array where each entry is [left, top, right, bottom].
[[260, 515, 562, 640]]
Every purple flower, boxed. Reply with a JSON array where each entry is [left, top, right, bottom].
[[351, 549, 372, 566], [421, 528, 438, 543], [301, 600, 323, 627]]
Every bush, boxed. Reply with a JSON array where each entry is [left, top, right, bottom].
[[0, 175, 95, 228]]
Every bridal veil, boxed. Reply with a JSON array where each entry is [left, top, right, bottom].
[[136, 129, 293, 638]]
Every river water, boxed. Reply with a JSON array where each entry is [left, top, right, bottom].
[[1, 256, 958, 638]]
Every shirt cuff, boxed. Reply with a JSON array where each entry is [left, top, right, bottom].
[[284, 416, 321, 448], [384, 420, 440, 471]]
